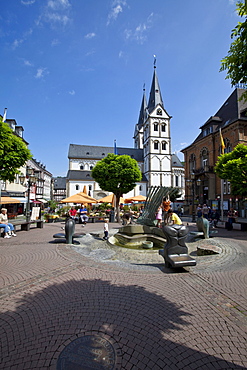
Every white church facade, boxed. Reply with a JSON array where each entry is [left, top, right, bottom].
[[67, 66, 184, 200]]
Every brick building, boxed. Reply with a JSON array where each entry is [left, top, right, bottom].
[[182, 88, 247, 217]]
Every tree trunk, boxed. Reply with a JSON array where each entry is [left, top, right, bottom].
[[115, 193, 121, 223]]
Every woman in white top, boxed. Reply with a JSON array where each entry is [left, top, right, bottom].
[[0, 208, 16, 238]]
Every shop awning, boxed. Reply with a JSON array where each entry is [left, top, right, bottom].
[[0, 196, 21, 204], [37, 198, 48, 203]]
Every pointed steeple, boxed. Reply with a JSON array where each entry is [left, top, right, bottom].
[[147, 65, 164, 113], [137, 85, 147, 129]]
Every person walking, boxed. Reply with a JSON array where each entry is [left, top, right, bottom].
[[226, 208, 237, 231], [0, 208, 16, 238]]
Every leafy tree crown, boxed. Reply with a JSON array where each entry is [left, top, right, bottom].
[[92, 153, 142, 196]]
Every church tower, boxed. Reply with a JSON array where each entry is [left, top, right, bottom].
[[134, 64, 172, 189]]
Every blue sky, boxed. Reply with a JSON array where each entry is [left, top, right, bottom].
[[0, 0, 240, 177]]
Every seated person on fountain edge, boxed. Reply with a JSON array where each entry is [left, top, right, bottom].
[[167, 209, 183, 225]]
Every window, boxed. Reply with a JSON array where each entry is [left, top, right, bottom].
[[154, 141, 159, 150], [80, 165, 84, 170], [161, 124, 166, 132], [175, 175, 179, 187], [201, 148, 209, 168], [75, 185, 79, 190], [189, 154, 196, 173], [162, 142, 166, 150], [89, 185, 92, 190], [90, 165, 93, 170], [157, 108, 162, 115], [154, 123, 158, 131], [139, 185, 142, 191]]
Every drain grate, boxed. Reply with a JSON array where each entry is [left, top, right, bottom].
[[57, 335, 116, 369]]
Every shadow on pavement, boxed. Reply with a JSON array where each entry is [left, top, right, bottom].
[[1, 279, 246, 369]]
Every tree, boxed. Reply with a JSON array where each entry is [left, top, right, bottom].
[[92, 153, 142, 222], [214, 144, 247, 196], [0, 119, 32, 182], [220, 1, 247, 102]]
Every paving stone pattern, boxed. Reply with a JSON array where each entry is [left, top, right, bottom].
[[0, 221, 246, 369]]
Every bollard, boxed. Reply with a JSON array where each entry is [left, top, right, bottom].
[[65, 218, 75, 244]]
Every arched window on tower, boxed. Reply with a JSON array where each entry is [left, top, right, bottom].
[[157, 108, 162, 116], [154, 123, 158, 131], [80, 165, 84, 170], [154, 141, 159, 150], [90, 165, 93, 170], [161, 124, 166, 132], [162, 141, 167, 150]]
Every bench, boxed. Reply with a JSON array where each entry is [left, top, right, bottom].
[[225, 221, 247, 231], [12, 219, 44, 231]]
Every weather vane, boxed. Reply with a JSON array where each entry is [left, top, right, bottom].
[[153, 54, 156, 68]]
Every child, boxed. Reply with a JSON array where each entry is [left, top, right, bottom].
[[103, 219, 109, 240], [155, 206, 163, 228]]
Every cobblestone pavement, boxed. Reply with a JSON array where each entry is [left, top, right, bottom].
[[0, 220, 246, 369]]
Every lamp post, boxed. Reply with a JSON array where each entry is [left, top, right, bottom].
[[19, 168, 37, 222], [186, 173, 201, 222]]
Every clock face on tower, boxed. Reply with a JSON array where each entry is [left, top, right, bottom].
[[157, 108, 162, 116]]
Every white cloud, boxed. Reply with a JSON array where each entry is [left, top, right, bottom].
[[107, 0, 127, 25], [85, 32, 96, 39], [85, 49, 96, 57], [24, 59, 33, 66], [45, 13, 70, 26], [69, 90, 75, 95], [12, 28, 33, 49], [37, 0, 72, 27], [21, 0, 36, 5], [47, 0, 71, 10], [12, 38, 24, 49], [51, 38, 60, 46], [35, 67, 49, 79], [124, 12, 154, 44]]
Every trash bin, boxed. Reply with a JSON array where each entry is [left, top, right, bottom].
[[109, 210, 115, 223]]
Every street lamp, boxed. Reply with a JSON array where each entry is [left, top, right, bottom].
[[186, 173, 201, 222], [19, 168, 38, 222]]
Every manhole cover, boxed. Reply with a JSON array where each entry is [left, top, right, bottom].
[[57, 335, 116, 369]]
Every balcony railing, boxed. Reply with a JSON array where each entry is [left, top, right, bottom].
[[193, 166, 214, 174]]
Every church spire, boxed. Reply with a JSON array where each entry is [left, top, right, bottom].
[[137, 84, 147, 129], [147, 61, 164, 113]]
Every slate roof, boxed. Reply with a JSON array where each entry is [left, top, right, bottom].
[[67, 170, 94, 181], [183, 88, 247, 148], [53, 177, 66, 189], [147, 68, 164, 113], [171, 154, 184, 168], [68, 144, 144, 162]]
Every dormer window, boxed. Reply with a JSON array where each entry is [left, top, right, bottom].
[[86, 152, 89, 155], [157, 108, 162, 116]]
